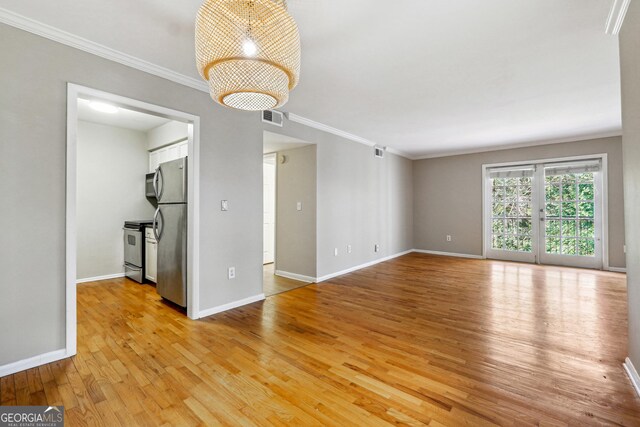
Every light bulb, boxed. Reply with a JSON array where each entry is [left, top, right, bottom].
[[242, 39, 257, 56]]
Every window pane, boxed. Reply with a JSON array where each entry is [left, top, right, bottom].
[[519, 219, 532, 235], [493, 203, 505, 216], [519, 177, 532, 186], [506, 219, 518, 234], [493, 177, 505, 186], [546, 220, 561, 236], [579, 220, 595, 238], [546, 175, 562, 184], [578, 183, 594, 200], [546, 185, 561, 202], [562, 173, 576, 184], [519, 186, 532, 201], [578, 239, 595, 256], [562, 183, 576, 201], [546, 237, 561, 254], [546, 203, 560, 217], [562, 238, 577, 255], [518, 236, 532, 252], [577, 172, 594, 182], [505, 236, 518, 251], [492, 219, 505, 234], [579, 202, 594, 218], [518, 203, 532, 217], [562, 202, 577, 217], [562, 220, 577, 237], [506, 178, 518, 187], [505, 186, 517, 201], [492, 235, 504, 250], [505, 203, 517, 217]]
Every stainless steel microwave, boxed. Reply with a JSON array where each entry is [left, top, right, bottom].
[[145, 172, 157, 198]]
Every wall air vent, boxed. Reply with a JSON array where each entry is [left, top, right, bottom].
[[374, 146, 386, 158], [262, 110, 284, 127]]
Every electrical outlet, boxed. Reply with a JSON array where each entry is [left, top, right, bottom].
[[334, 248, 339, 257], [228, 267, 236, 279], [374, 244, 380, 253], [221, 200, 229, 211], [347, 245, 352, 254], [446, 235, 452, 242]]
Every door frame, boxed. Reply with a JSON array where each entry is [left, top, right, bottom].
[[481, 153, 609, 270], [66, 83, 202, 358], [263, 153, 277, 266]]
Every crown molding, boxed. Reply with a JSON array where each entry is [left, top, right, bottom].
[[0, 7, 209, 93], [287, 113, 412, 159], [605, 0, 631, 35], [412, 130, 623, 160]]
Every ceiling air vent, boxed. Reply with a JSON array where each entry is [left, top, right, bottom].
[[374, 146, 386, 158], [262, 110, 284, 127]]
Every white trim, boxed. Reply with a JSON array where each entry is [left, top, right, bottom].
[[76, 273, 125, 284], [624, 357, 640, 397], [605, 0, 631, 35], [413, 131, 622, 160], [275, 270, 315, 283], [0, 8, 208, 93], [286, 113, 412, 159], [198, 294, 266, 319], [66, 84, 202, 369], [0, 349, 69, 377], [608, 267, 627, 273], [481, 153, 610, 270], [412, 249, 484, 260], [316, 250, 413, 282]]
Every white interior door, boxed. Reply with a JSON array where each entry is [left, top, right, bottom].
[[485, 159, 604, 269], [263, 154, 276, 264]]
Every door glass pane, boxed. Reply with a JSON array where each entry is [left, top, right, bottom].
[[490, 176, 533, 253], [544, 169, 596, 257]]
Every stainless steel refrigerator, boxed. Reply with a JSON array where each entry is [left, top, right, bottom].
[[152, 157, 187, 307]]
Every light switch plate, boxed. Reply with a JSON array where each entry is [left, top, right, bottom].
[[228, 267, 236, 279], [221, 200, 229, 211], [347, 245, 352, 254], [297, 202, 302, 211]]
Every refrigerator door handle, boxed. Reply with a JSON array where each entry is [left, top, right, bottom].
[[153, 207, 163, 242], [154, 166, 164, 201]]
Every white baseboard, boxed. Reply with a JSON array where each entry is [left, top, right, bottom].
[[76, 272, 125, 284], [275, 270, 315, 283], [0, 349, 69, 377], [412, 249, 484, 259], [198, 293, 266, 319], [608, 267, 627, 273], [624, 357, 640, 397], [316, 249, 414, 283]]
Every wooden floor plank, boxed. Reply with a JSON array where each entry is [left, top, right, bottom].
[[1, 253, 639, 426]]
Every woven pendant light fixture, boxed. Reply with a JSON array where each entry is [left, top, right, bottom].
[[195, 0, 301, 111]]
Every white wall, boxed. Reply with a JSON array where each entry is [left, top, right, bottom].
[[76, 121, 155, 280], [147, 121, 188, 151]]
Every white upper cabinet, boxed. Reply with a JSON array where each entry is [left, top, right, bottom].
[[149, 140, 188, 173]]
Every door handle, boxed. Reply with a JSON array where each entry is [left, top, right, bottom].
[[153, 208, 163, 241], [154, 167, 164, 200]]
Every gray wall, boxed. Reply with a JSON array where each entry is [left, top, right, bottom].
[[77, 121, 155, 280], [275, 145, 317, 278], [620, 2, 640, 368], [0, 23, 414, 366], [413, 137, 626, 268]]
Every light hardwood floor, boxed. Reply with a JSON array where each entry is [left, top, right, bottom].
[[263, 263, 310, 297], [1, 253, 639, 425]]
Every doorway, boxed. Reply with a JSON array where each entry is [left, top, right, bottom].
[[483, 156, 607, 269], [262, 131, 317, 297], [66, 84, 201, 357]]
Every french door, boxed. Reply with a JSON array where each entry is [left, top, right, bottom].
[[485, 159, 603, 269]]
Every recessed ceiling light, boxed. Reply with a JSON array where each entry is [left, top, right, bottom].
[[89, 101, 118, 114]]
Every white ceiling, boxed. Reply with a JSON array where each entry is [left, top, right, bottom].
[[0, 0, 622, 158], [77, 98, 171, 131], [263, 131, 312, 154]]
